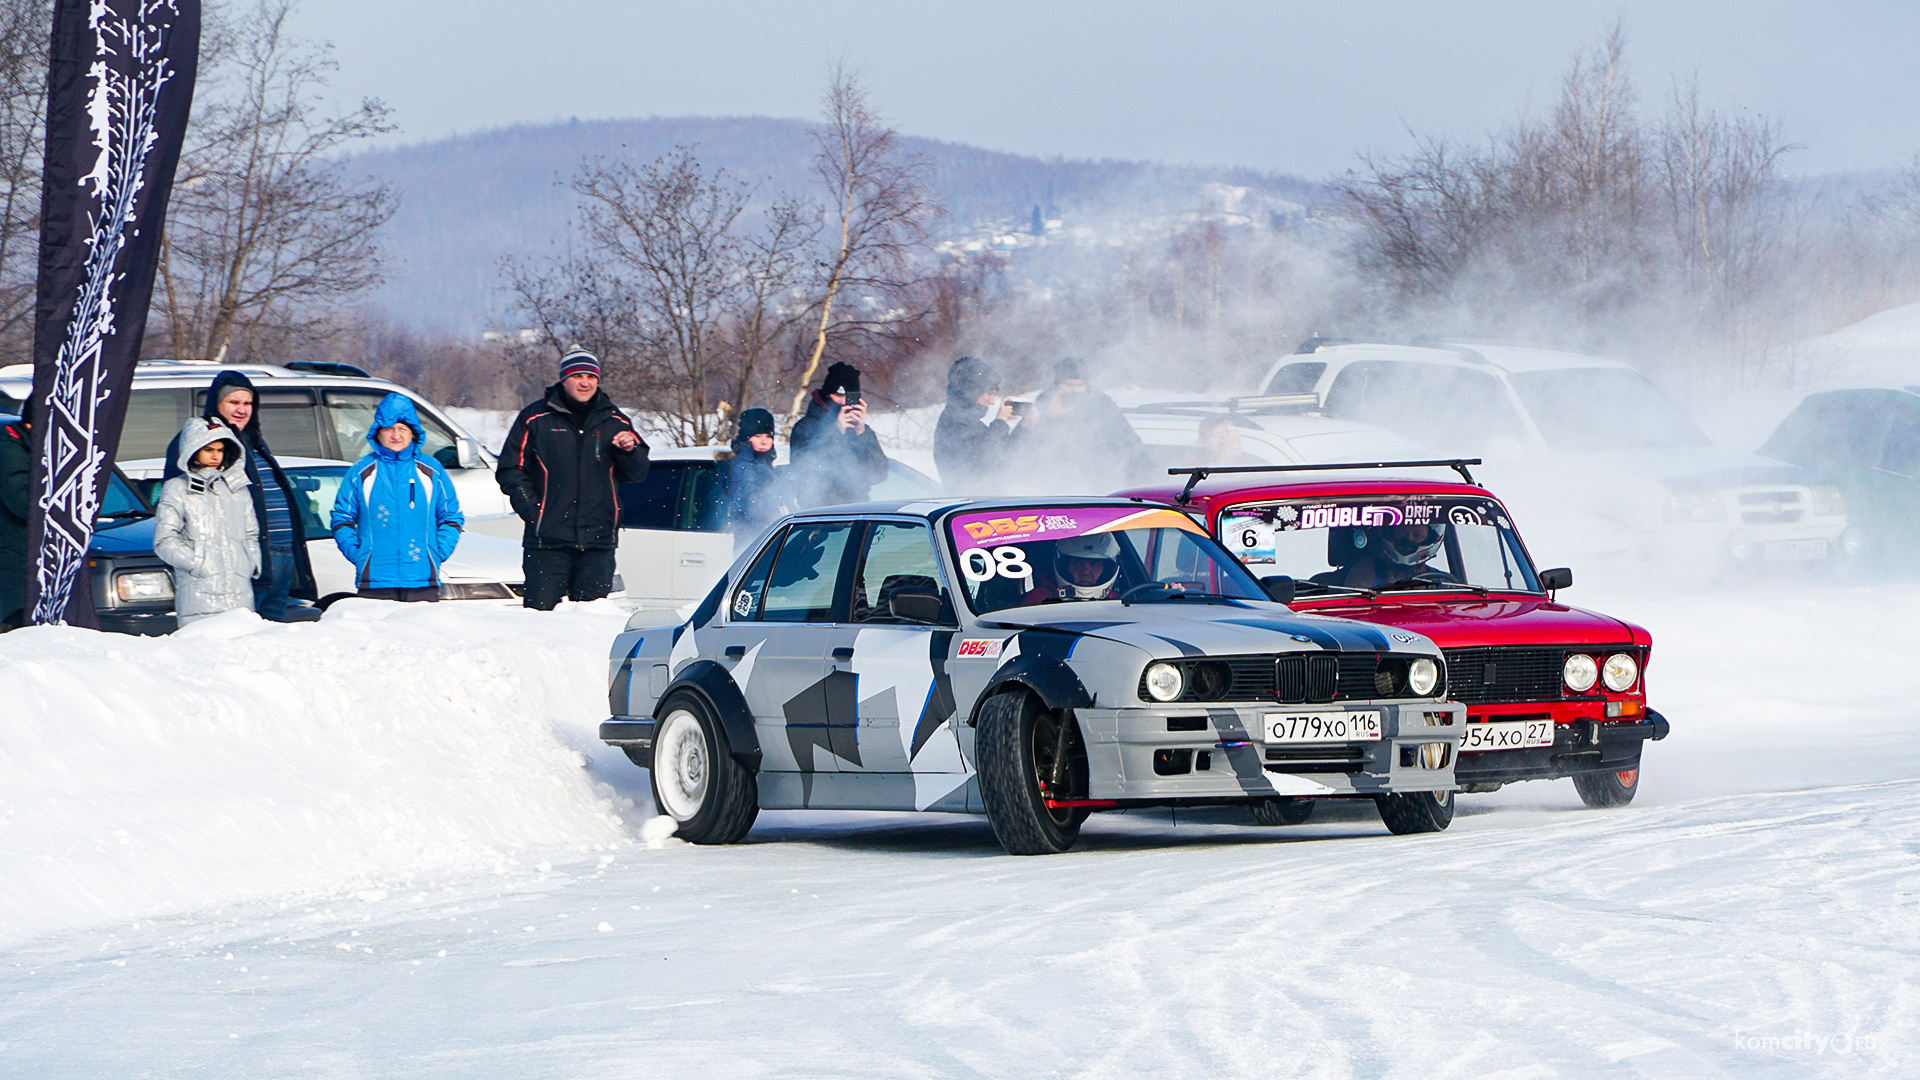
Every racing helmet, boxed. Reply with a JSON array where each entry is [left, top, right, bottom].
[[1054, 533, 1121, 598], [1375, 521, 1447, 567]]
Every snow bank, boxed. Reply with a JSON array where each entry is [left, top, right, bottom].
[[0, 600, 638, 946]]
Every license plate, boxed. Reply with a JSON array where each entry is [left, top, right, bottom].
[[1763, 539, 1828, 561], [1460, 719, 1554, 752], [1265, 711, 1381, 743]]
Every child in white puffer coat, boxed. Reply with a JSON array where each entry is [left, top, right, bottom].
[[153, 417, 260, 624]]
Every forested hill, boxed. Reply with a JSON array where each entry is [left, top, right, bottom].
[[347, 115, 1324, 333]]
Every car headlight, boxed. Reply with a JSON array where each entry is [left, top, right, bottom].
[[114, 570, 173, 603], [1408, 657, 1439, 696], [1811, 485, 1845, 517], [1563, 653, 1598, 693], [1144, 662, 1184, 702], [1662, 490, 1727, 523], [1601, 652, 1638, 692]]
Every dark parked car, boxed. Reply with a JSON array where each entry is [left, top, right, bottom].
[[83, 465, 179, 635], [1760, 387, 1915, 567]]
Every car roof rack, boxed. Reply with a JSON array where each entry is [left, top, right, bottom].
[[1167, 458, 1482, 504]]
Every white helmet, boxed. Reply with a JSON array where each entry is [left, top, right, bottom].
[[1054, 533, 1121, 598], [1377, 522, 1446, 567]]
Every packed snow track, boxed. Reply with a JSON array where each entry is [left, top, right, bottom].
[[1, 586, 1912, 1078]]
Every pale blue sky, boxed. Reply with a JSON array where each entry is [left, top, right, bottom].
[[293, 0, 1920, 179]]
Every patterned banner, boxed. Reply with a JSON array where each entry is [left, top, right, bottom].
[[27, 0, 199, 627]]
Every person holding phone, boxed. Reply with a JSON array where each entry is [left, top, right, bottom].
[[789, 361, 889, 507], [934, 355, 1016, 493]]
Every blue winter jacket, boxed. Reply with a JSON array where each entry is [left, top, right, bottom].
[[331, 393, 464, 589]]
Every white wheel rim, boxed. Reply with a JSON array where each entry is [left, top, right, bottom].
[[653, 710, 710, 820]]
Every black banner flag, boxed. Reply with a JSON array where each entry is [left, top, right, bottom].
[[27, 0, 199, 627]]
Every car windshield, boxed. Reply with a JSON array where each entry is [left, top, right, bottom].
[[946, 506, 1270, 614], [1219, 494, 1541, 594], [99, 470, 152, 519], [283, 465, 347, 538], [1509, 368, 1710, 451]]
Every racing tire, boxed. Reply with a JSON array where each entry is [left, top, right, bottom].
[[1248, 797, 1315, 826], [976, 692, 1085, 855], [1374, 789, 1455, 835], [1572, 765, 1640, 808], [649, 693, 758, 845]]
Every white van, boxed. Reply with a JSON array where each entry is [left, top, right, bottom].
[[0, 359, 512, 518]]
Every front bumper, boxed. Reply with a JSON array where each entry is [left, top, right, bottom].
[[1077, 700, 1464, 801], [1455, 709, 1668, 786], [97, 608, 177, 636]]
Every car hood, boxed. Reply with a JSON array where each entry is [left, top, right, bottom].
[[89, 515, 156, 555], [1290, 594, 1645, 649], [976, 599, 1434, 657], [439, 530, 525, 584]]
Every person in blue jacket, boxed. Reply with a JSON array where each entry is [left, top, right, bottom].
[[330, 393, 464, 602]]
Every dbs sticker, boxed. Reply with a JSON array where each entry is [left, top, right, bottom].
[[963, 515, 1041, 540], [956, 638, 1005, 659]]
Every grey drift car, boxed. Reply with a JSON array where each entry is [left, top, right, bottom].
[[602, 498, 1464, 854]]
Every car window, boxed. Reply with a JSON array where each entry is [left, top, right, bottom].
[[1219, 495, 1541, 593], [121, 388, 194, 462], [1263, 361, 1326, 395], [323, 389, 457, 467], [1323, 361, 1524, 452], [196, 388, 324, 459], [756, 521, 856, 622], [1508, 368, 1710, 451], [284, 466, 346, 538], [686, 463, 728, 531], [100, 469, 150, 517], [869, 460, 944, 500], [1762, 392, 1892, 472], [851, 521, 948, 623], [620, 464, 684, 529], [1883, 413, 1920, 477], [728, 528, 785, 620]]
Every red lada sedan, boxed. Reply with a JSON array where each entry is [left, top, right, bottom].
[[1116, 461, 1669, 809]]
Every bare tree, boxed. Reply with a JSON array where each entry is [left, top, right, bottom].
[[786, 64, 940, 421], [153, 0, 395, 362], [504, 148, 817, 444], [0, 0, 51, 365]]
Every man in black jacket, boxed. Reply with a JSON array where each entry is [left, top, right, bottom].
[[933, 355, 1015, 493], [162, 370, 318, 620], [497, 349, 650, 609], [789, 361, 888, 506]]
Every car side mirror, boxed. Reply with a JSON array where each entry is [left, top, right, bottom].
[[1539, 567, 1573, 592], [455, 436, 486, 470], [1259, 574, 1295, 604], [889, 589, 945, 624]]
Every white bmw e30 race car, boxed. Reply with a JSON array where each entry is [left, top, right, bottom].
[[602, 498, 1464, 854]]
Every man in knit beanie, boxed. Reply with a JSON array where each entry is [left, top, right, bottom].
[[496, 347, 650, 608], [788, 360, 888, 506]]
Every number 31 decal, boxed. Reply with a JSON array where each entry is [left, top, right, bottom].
[[961, 545, 1033, 582]]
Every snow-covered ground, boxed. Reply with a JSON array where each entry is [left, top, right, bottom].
[[2, 579, 1913, 1076]]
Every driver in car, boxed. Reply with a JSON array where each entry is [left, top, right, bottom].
[[1332, 522, 1456, 589], [1025, 533, 1126, 603]]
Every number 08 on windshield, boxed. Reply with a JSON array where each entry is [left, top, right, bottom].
[[947, 506, 1271, 614]]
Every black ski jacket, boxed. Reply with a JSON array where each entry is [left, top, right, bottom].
[[788, 391, 888, 507], [497, 384, 650, 550]]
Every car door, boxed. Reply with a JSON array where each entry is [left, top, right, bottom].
[[616, 463, 688, 605], [672, 461, 735, 601], [838, 521, 966, 794], [725, 520, 860, 783]]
